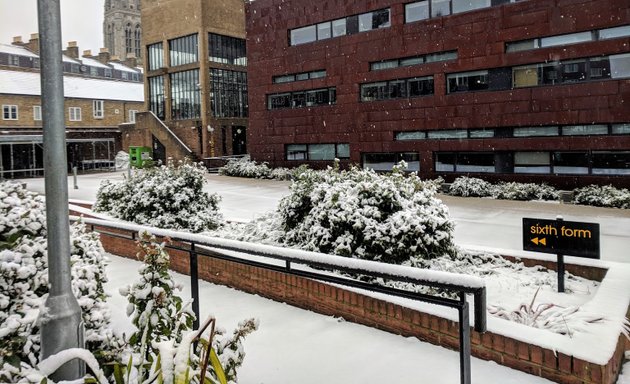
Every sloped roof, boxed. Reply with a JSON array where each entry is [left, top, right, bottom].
[[109, 61, 139, 73], [80, 56, 112, 69], [0, 69, 144, 102], [0, 43, 38, 58]]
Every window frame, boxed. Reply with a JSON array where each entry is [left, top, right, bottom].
[[93, 100, 104, 119], [68, 107, 82, 122], [2, 105, 18, 120], [33, 105, 42, 121]]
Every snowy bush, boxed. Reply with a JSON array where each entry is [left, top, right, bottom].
[[492, 181, 559, 201], [94, 159, 223, 232], [219, 156, 295, 180], [448, 177, 493, 197], [0, 181, 115, 381], [573, 184, 630, 209], [277, 163, 456, 264]]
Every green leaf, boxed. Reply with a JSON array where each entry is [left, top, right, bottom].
[[209, 348, 228, 384], [113, 363, 124, 384]]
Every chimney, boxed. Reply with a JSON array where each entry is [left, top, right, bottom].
[[82, 49, 92, 58], [64, 41, 79, 59], [124, 53, 137, 68], [26, 33, 40, 54], [98, 47, 111, 64], [110, 55, 121, 62], [12, 36, 23, 45]]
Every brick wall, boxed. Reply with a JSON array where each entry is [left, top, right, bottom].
[[83, 217, 626, 384]]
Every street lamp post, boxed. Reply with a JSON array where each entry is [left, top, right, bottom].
[[36, 0, 85, 380]]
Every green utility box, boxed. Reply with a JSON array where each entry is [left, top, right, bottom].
[[129, 146, 153, 168]]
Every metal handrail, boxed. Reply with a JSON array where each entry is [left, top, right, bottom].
[[73, 215, 487, 384]]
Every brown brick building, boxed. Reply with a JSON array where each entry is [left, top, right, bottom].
[[246, 0, 630, 188], [0, 36, 143, 178], [127, 0, 248, 162]]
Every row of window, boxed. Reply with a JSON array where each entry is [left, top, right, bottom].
[[267, 88, 337, 110], [506, 24, 630, 53], [147, 33, 247, 71], [361, 76, 434, 101], [447, 53, 630, 93], [0, 53, 141, 82], [289, 8, 391, 46], [395, 124, 630, 141], [370, 50, 457, 71], [435, 151, 630, 175], [1, 103, 137, 122], [273, 70, 326, 84], [404, 0, 517, 23], [286, 143, 350, 160]]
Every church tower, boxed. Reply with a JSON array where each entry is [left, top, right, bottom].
[[103, 0, 142, 65]]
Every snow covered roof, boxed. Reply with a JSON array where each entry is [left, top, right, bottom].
[[0, 69, 144, 102], [80, 56, 111, 69], [136, 66, 144, 73], [109, 61, 138, 73], [63, 55, 81, 64], [0, 43, 38, 58]]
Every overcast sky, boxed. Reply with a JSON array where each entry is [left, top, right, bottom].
[[0, 0, 105, 52]]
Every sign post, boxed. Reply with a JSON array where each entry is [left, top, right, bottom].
[[522, 216, 600, 293]]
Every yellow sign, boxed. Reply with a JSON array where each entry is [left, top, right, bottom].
[[530, 237, 546, 246]]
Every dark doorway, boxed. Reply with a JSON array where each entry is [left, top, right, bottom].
[[152, 135, 166, 164], [232, 126, 247, 155]]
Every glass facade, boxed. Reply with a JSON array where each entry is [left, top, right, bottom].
[[209, 33, 247, 66], [370, 51, 456, 71], [268, 88, 336, 110], [169, 34, 198, 67], [210, 69, 248, 118], [507, 24, 630, 53], [148, 75, 165, 119], [361, 76, 434, 101], [286, 143, 350, 160], [170, 69, 201, 120]]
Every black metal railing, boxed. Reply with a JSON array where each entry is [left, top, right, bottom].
[[73, 216, 487, 384]]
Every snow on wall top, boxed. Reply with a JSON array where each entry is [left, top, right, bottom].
[[0, 70, 144, 102], [0, 43, 39, 58]]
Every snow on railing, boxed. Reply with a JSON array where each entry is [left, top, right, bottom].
[[147, 111, 192, 154]]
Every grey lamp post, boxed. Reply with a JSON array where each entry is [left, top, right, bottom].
[[36, 0, 85, 380]]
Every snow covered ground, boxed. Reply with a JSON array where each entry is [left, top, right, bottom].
[[105, 253, 554, 384], [19, 171, 630, 262]]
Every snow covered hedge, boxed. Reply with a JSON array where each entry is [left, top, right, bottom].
[[448, 177, 559, 201], [219, 156, 293, 180], [276, 163, 456, 264], [573, 185, 630, 209], [94, 159, 223, 232], [0, 181, 115, 381]]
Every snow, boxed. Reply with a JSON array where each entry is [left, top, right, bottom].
[[104, 253, 554, 384], [108, 61, 140, 73], [0, 69, 143, 101], [37, 348, 108, 384], [0, 43, 39, 57], [19, 172, 630, 263], [619, 360, 630, 384]]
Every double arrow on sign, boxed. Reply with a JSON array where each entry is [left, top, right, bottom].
[[531, 237, 547, 246]]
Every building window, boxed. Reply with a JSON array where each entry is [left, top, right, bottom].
[[610, 53, 630, 79], [210, 69, 248, 118], [361, 76, 434, 101], [33, 106, 41, 121], [452, 0, 490, 14], [612, 124, 630, 135], [170, 69, 201, 120], [447, 69, 512, 93], [69, 107, 82, 121], [209, 33, 247, 66], [128, 109, 138, 123], [427, 130, 468, 139], [273, 70, 326, 84], [436, 152, 495, 173], [370, 50, 457, 71], [405, 1, 430, 23], [514, 152, 551, 174], [591, 151, 630, 175], [125, 23, 133, 54], [169, 34, 198, 67], [2, 105, 18, 120], [553, 152, 589, 174], [93, 100, 104, 119], [104, 68, 113, 77], [286, 143, 350, 161], [395, 131, 426, 140], [148, 76, 165, 119], [267, 88, 336, 110], [289, 8, 390, 46], [513, 126, 559, 137], [147, 42, 164, 71], [134, 24, 142, 58], [363, 152, 420, 172], [9, 55, 20, 66], [562, 125, 608, 136], [90, 67, 98, 76], [507, 25, 630, 53]]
